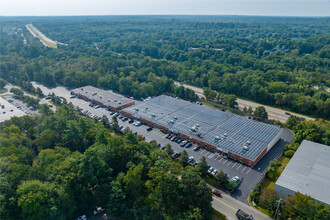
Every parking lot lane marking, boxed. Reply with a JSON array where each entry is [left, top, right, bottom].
[[227, 162, 232, 166], [246, 168, 252, 174], [209, 154, 215, 159], [213, 196, 237, 212], [223, 160, 227, 165], [219, 158, 223, 162], [236, 164, 241, 170], [204, 152, 209, 156], [200, 149, 206, 154], [232, 163, 236, 168], [241, 166, 246, 173], [214, 156, 219, 161]]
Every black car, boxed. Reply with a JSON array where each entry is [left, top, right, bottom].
[[123, 117, 128, 121], [146, 127, 153, 132], [172, 152, 181, 159], [185, 143, 192, 148], [128, 119, 134, 123], [118, 115, 123, 119]]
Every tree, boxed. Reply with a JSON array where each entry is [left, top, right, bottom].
[[247, 106, 253, 114], [101, 114, 110, 128], [250, 184, 262, 205], [253, 106, 268, 119], [215, 170, 228, 185], [196, 156, 208, 176], [267, 159, 280, 181], [258, 189, 279, 216], [281, 192, 330, 219], [17, 180, 74, 220], [180, 150, 189, 167], [111, 116, 120, 133], [165, 143, 174, 156], [106, 181, 126, 215]]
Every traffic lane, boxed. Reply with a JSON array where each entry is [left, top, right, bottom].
[[212, 192, 272, 220]]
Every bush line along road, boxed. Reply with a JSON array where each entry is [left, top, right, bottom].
[[174, 82, 314, 123], [32, 82, 293, 219]]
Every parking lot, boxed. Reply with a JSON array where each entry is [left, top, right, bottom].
[[35, 83, 294, 204]]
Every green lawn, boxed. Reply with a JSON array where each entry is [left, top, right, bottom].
[[212, 209, 227, 220], [248, 196, 272, 216], [261, 178, 275, 190]]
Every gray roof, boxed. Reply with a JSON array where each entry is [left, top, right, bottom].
[[124, 95, 281, 160], [72, 86, 133, 108], [275, 140, 330, 205]]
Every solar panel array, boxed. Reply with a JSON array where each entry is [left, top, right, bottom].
[[123, 95, 281, 160]]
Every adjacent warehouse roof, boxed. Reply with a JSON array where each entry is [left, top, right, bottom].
[[71, 86, 134, 108], [275, 140, 330, 205], [124, 95, 281, 160]]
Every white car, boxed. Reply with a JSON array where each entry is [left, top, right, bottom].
[[212, 169, 218, 175], [93, 207, 104, 216], [208, 167, 214, 173], [231, 176, 240, 183], [76, 215, 87, 220]]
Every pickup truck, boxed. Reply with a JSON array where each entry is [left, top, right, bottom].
[[236, 209, 254, 220]]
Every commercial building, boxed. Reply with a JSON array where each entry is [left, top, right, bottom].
[[71, 86, 135, 112], [122, 95, 283, 167], [275, 140, 330, 205]]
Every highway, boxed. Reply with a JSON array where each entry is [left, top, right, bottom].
[[174, 82, 314, 123]]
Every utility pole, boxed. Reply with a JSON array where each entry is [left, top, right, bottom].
[[274, 198, 283, 220]]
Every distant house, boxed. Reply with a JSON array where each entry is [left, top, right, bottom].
[[275, 140, 330, 205]]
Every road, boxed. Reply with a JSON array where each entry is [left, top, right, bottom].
[[174, 82, 314, 123], [26, 24, 57, 48], [212, 192, 272, 220]]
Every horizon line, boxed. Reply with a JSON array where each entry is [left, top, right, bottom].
[[1, 14, 329, 18]]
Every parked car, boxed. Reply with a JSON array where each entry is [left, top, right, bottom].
[[118, 115, 123, 119], [185, 143, 192, 148], [208, 167, 214, 173], [76, 215, 87, 220], [165, 134, 171, 139], [212, 169, 219, 175], [93, 207, 104, 216], [180, 141, 187, 147], [147, 127, 153, 131], [128, 119, 134, 123], [231, 176, 242, 183], [212, 189, 221, 197], [170, 136, 176, 141], [110, 112, 115, 115], [172, 152, 181, 159], [193, 146, 200, 151]]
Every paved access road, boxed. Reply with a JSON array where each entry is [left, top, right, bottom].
[[212, 192, 272, 220], [174, 82, 314, 123]]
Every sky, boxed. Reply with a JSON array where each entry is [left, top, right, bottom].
[[0, 0, 329, 16]]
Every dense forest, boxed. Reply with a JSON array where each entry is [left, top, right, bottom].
[[0, 16, 329, 119], [0, 105, 213, 219]]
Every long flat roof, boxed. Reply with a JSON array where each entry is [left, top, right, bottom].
[[72, 86, 133, 108], [124, 95, 281, 160], [275, 140, 330, 205]]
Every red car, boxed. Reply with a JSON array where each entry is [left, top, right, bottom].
[[212, 189, 221, 197]]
